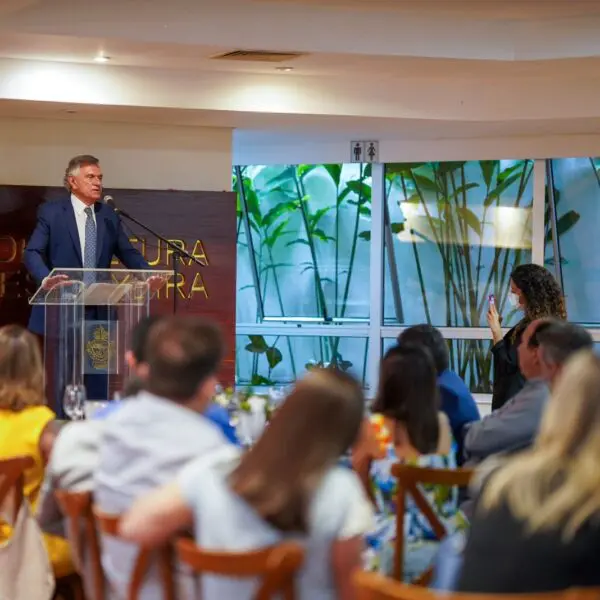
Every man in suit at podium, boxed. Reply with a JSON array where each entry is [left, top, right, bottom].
[[24, 154, 154, 415]]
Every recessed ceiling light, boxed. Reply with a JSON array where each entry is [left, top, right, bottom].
[[94, 55, 110, 63], [276, 66, 294, 72]]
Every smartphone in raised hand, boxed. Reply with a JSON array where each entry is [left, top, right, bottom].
[[488, 294, 495, 308]]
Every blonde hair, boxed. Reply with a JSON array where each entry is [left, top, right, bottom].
[[0, 325, 45, 411], [481, 350, 600, 539]]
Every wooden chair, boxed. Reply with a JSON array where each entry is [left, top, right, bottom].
[[354, 571, 600, 600], [0, 457, 84, 600], [55, 490, 105, 600], [391, 464, 474, 585], [0, 456, 33, 526], [176, 537, 304, 600], [93, 508, 176, 600]]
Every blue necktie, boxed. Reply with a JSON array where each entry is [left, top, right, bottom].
[[83, 207, 97, 284]]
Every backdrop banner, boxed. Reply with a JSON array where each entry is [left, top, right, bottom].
[[0, 185, 236, 387]]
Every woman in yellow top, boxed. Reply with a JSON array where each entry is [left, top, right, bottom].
[[0, 324, 74, 578]]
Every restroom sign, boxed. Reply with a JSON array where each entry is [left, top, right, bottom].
[[350, 141, 379, 163]]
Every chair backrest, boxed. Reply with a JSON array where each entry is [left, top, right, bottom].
[[354, 571, 600, 600], [391, 464, 474, 585], [0, 456, 33, 523], [55, 490, 105, 600], [176, 537, 304, 600], [0, 456, 56, 600], [93, 507, 176, 600]]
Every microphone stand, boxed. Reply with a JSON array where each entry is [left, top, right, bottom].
[[112, 206, 205, 315]]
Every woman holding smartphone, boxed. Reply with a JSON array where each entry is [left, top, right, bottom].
[[487, 264, 565, 411]]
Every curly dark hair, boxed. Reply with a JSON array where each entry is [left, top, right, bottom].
[[510, 264, 566, 334]]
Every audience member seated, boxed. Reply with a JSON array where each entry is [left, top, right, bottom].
[[36, 315, 161, 535], [463, 320, 593, 467], [353, 343, 460, 580], [458, 350, 600, 593], [397, 325, 479, 463], [92, 317, 237, 443], [0, 325, 75, 579], [120, 369, 373, 600], [94, 316, 236, 599]]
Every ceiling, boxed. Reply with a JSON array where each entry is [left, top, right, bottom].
[[0, 0, 599, 141]]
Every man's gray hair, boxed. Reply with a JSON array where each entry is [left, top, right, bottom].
[[537, 321, 593, 366], [63, 155, 100, 191]]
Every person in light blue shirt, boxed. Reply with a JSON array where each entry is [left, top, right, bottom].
[[93, 315, 238, 444], [95, 316, 236, 600]]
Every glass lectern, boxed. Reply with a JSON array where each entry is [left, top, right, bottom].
[[29, 268, 173, 407]]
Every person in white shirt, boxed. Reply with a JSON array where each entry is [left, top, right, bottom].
[[120, 369, 374, 600]]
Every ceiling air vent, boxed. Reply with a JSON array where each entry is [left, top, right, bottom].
[[211, 50, 305, 63]]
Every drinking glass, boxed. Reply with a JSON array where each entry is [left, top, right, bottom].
[[63, 384, 87, 420]]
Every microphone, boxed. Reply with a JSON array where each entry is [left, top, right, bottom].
[[103, 195, 121, 213]]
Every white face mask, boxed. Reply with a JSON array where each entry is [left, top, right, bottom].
[[507, 292, 521, 309]]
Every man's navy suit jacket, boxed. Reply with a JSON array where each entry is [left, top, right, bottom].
[[24, 196, 149, 334]]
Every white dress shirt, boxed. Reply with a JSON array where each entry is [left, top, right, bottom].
[[71, 193, 97, 258]]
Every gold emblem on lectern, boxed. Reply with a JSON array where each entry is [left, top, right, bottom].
[[85, 325, 114, 370]]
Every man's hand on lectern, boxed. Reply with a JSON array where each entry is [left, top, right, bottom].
[[147, 275, 166, 292], [42, 274, 70, 290]]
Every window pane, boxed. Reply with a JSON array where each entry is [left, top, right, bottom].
[[382, 337, 493, 394], [545, 158, 600, 324], [384, 160, 533, 327], [235, 164, 371, 322], [236, 335, 369, 388]]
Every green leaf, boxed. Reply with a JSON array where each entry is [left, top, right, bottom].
[[363, 163, 372, 178], [245, 335, 269, 354], [496, 162, 523, 183], [259, 263, 294, 274], [484, 171, 524, 206], [337, 187, 352, 205], [262, 201, 297, 228], [448, 182, 480, 200], [411, 173, 440, 194], [402, 193, 421, 204], [309, 206, 333, 229], [251, 374, 274, 386], [358, 231, 371, 241], [479, 160, 497, 189], [324, 164, 342, 188], [345, 180, 372, 201], [242, 177, 262, 226], [556, 210, 580, 237], [264, 221, 291, 248], [266, 346, 283, 369], [456, 207, 482, 237], [267, 184, 298, 200], [385, 163, 426, 179], [286, 239, 310, 248], [390, 222, 405, 234], [359, 205, 371, 216], [298, 164, 318, 179], [312, 228, 335, 242]]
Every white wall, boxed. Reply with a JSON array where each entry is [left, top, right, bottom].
[[0, 117, 232, 190]]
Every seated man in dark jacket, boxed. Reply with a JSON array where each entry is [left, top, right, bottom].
[[463, 319, 593, 467], [398, 325, 480, 463]]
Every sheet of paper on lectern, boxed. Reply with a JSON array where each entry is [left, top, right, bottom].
[[82, 282, 131, 305]]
